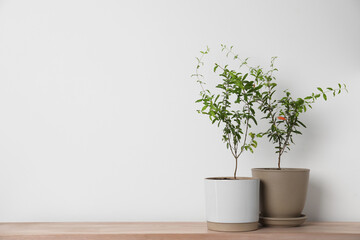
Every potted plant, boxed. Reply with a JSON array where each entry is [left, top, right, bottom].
[[249, 56, 347, 226], [193, 46, 263, 232]]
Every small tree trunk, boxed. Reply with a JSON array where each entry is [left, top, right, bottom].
[[234, 157, 238, 179], [278, 153, 281, 169], [277, 141, 282, 170]]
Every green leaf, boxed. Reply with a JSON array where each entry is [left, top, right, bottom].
[[317, 87, 324, 93], [298, 120, 306, 128], [214, 64, 219, 72], [250, 108, 255, 115], [323, 94, 327, 101], [249, 116, 258, 125]]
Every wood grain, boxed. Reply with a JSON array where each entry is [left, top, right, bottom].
[[0, 222, 359, 240]]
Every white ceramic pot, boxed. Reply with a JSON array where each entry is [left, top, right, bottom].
[[204, 177, 260, 232]]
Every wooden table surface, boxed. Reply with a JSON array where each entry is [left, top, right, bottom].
[[0, 222, 359, 240]]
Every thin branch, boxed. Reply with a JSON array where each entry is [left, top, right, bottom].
[[227, 131, 237, 159], [237, 104, 250, 158]]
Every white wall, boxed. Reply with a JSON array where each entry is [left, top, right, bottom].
[[0, 0, 359, 222]]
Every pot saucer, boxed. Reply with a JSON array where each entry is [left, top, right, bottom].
[[259, 214, 307, 227]]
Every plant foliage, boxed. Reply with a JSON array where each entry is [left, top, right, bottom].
[[192, 46, 263, 178], [193, 45, 347, 172], [258, 78, 347, 169], [220, 46, 347, 169]]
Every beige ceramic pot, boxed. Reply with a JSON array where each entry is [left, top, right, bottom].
[[251, 168, 309, 218]]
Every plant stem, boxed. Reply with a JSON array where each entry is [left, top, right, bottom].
[[277, 115, 294, 169], [238, 119, 249, 158], [234, 157, 238, 179], [227, 132, 236, 157], [278, 141, 281, 169]]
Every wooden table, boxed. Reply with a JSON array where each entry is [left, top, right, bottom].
[[0, 222, 359, 240]]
